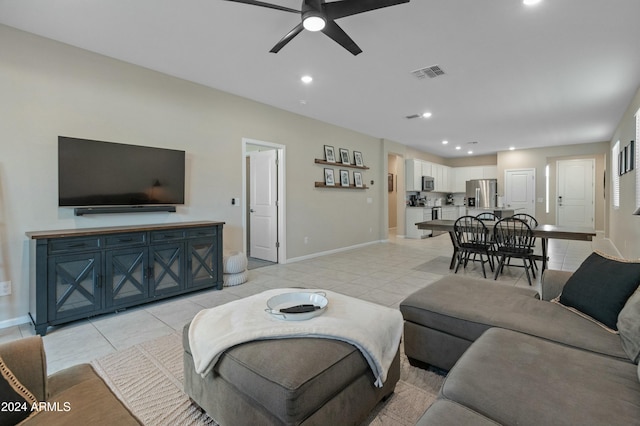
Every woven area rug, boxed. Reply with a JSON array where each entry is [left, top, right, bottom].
[[91, 333, 444, 425]]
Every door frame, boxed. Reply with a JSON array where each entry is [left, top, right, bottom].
[[242, 138, 286, 263]]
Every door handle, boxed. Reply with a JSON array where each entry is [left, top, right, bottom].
[[250, 209, 255, 213], [558, 196, 563, 206]]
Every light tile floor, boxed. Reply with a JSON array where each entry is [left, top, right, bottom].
[[0, 231, 615, 374]]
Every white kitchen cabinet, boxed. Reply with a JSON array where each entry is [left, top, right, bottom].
[[432, 163, 451, 192], [442, 206, 458, 220], [421, 161, 432, 178], [458, 206, 467, 219], [453, 168, 467, 193], [453, 166, 486, 192], [405, 159, 423, 192], [405, 207, 426, 238]]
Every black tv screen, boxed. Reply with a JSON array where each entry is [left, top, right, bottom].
[[58, 137, 185, 207]]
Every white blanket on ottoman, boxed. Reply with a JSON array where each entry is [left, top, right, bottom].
[[188, 288, 403, 387]]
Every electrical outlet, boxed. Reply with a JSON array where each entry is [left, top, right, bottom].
[[0, 281, 11, 296]]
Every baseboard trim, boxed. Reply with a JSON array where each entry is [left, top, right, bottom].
[[0, 315, 31, 330], [286, 240, 384, 264]]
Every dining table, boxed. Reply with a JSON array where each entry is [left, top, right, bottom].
[[415, 219, 597, 272]]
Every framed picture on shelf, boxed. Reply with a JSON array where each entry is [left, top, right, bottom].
[[354, 171, 363, 188], [324, 145, 336, 163], [339, 148, 350, 164], [340, 169, 350, 187], [354, 151, 364, 167], [627, 140, 635, 172], [324, 168, 335, 186]]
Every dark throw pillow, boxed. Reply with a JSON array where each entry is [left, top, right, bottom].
[[0, 356, 39, 426], [557, 251, 640, 332]]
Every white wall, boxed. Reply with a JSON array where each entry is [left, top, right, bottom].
[[497, 143, 608, 230], [609, 86, 640, 258], [0, 25, 386, 324]]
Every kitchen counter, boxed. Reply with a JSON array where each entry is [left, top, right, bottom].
[[467, 208, 519, 219]]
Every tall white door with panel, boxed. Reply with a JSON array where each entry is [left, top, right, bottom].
[[557, 159, 595, 228], [249, 150, 278, 262]]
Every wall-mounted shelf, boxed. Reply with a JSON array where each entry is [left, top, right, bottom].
[[314, 159, 370, 170], [315, 182, 368, 190]]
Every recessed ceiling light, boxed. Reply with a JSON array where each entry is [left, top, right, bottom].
[[509, 146, 516, 151], [301, 75, 313, 84], [523, 0, 541, 6], [467, 150, 473, 155], [442, 140, 448, 145], [422, 112, 432, 118], [455, 146, 461, 150]]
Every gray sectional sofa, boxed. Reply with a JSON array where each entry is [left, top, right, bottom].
[[400, 270, 640, 425]]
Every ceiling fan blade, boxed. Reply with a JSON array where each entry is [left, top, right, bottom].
[[223, 0, 299, 14], [270, 23, 305, 53], [324, 0, 410, 20], [321, 20, 362, 56]]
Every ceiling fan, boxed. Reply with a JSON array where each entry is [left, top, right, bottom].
[[223, 0, 410, 55]]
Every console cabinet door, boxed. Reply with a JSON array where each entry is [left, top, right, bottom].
[[187, 237, 217, 288], [47, 252, 102, 321], [105, 247, 149, 308], [150, 243, 184, 296]]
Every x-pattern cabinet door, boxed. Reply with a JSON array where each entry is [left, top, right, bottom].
[[187, 237, 216, 288], [105, 247, 149, 308], [47, 252, 102, 321], [150, 243, 184, 296]]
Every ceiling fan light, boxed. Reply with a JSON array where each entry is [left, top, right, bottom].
[[303, 13, 326, 32]]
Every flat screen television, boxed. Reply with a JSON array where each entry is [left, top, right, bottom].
[[58, 136, 185, 207]]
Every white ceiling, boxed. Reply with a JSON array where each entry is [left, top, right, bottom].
[[1, 0, 639, 157]]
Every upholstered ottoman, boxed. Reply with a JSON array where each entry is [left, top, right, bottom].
[[182, 322, 400, 425]]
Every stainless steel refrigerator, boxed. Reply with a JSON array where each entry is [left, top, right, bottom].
[[466, 179, 497, 208]]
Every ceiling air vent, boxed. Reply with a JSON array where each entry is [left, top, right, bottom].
[[405, 114, 421, 119], [411, 65, 446, 80]]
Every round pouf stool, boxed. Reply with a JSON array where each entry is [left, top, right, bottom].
[[224, 251, 248, 274], [223, 251, 248, 286], [224, 270, 248, 287]]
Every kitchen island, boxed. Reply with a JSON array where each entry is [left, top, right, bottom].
[[466, 208, 519, 218]]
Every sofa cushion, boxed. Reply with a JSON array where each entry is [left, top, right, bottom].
[[0, 356, 38, 425], [400, 275, 629, 361], [618, 288, 640, 363], [441, 328, 640, 426], [557, 251, 640, 331], [416, 399, 500, 426], [23, 364, 140, 426]]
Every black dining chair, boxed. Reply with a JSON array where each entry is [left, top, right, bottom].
[[453, 216, 494, 278], [492, 217, 537, 285], [475, 212, 498, 221], [511, 213, 539, 271], [475, 212, 498, 264]]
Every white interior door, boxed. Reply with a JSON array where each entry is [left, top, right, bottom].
[[249, 150, 278, 262], [557, 159, 594, 228], [504, 169, 535, 216]]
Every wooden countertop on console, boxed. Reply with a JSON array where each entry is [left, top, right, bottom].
[[26, 221, 225, 239]]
